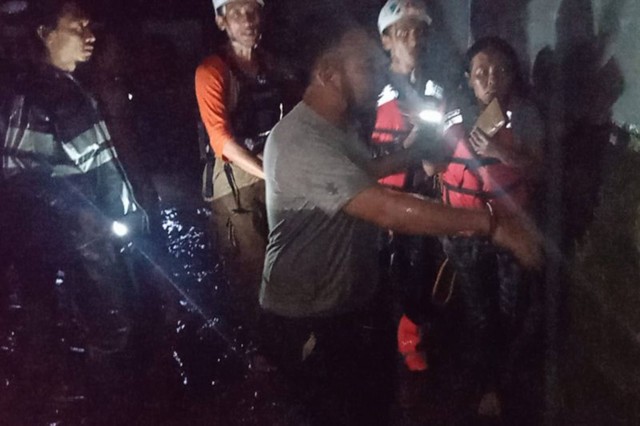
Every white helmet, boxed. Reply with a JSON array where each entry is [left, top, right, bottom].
[[378, 0, 432, 34], [212, 0, 264, 16]]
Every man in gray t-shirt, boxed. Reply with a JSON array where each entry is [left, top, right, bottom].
[[261, 27, 540, 320], [258, 19, 541, 425], [261, 102, 380, 317]]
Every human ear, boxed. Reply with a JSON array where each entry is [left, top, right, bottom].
[[314, 55, 337, 86], [37, 25, 51, 42], [381, 34, 392, 51], [215, 15, 226, 31], [317, 66, 334, 87]]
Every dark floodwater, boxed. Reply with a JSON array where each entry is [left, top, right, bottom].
[[0, 204, 544, 425], [0, 206, 292, 425]]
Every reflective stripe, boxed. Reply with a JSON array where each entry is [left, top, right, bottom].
[[2, 121, 116, 177], [60, 121, 111, 171], [2, 146, 114, 177], [120, 181, 137, 215], [4, 126, 55, 155], [444, 109, 463, 132], [424, 80, 444, 100], [377, 84, 399, 106], [50, 164, 85, 177], [2, 127, 59, 178], [73, 144, 116, 173], [51, 147, 114, 177], [2, 128, 116, 177]]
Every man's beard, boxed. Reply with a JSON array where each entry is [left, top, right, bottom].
[[344, 82, 378, 120]]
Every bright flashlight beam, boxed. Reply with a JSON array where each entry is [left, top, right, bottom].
[[51, 178, 251, 368], [111, 221, 129, 237], [133, 247, 248, 363], [419, 109, 443, 124]]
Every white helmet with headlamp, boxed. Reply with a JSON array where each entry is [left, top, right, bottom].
[[378, 0, 432, 34], [212, 0, 264, 16]]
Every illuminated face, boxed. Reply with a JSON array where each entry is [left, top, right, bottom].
[[42, 6, 95, 71], [381, 17, 428, 65], [216, 0, 262, 49], [339, 29, 389, 113], [468, 49, 515, 106]]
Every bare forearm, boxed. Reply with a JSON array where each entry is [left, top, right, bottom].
[[221, 140, 265, 179], [345, 186, 490, 237], [382, 192, 490, 236], [345, 185, 542, 268]]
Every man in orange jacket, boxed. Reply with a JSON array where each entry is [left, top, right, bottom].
[[195, 0, 284, 352]]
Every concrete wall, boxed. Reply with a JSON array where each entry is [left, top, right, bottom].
[[528, 0, 639, 124], [459, 0, 637, 124]]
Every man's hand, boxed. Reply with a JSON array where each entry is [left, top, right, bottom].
[[222, 140, 265, 179], [492, 213, 543, 269], [469, 127, 543, 176], [469, 127, 506, 160], [401, 126, 419, 149]]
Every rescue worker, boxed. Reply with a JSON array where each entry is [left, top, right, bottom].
[[427, 37, 544, 419], [372, 0, 448, 374], [0, 0, 146, 421], [194, 0, 285, 362]]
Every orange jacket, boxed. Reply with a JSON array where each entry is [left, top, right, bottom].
[[371, 88, 411, 189], [441, 122, 528, 213], [195, 55, 234, 158]]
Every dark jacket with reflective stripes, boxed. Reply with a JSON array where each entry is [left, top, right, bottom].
[[0, 64, 142, 220]]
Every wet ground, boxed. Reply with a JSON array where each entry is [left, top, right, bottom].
[[0, 202, 543, 425]]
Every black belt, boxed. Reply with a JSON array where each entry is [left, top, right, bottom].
[[442, 179, 523, 201]]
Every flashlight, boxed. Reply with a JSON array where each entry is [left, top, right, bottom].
[[419, 80, 445, 125], [416, 89, 444, 126], [418, 108, 444, 124], [111, 221, 129, 238]]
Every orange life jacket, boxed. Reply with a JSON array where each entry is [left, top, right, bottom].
[[441, 120, 528, 213], [371, 87, 411, 189]]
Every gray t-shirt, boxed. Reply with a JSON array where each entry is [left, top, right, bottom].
[[260, 102, 380, 318]]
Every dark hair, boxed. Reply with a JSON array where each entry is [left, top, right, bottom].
[[294, 7, 360, 86], [31, 0, 87, 31], [465, 36, 526, 93], [25, 0, 88, 63]]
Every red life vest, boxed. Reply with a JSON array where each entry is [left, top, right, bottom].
[[441, 121, 528, 213], [371, 86, 411, 189]]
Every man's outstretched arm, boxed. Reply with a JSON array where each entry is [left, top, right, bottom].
[[343, 185, 542, 268]]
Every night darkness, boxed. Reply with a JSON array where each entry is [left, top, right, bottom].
[[1, 0, 640, 424]]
